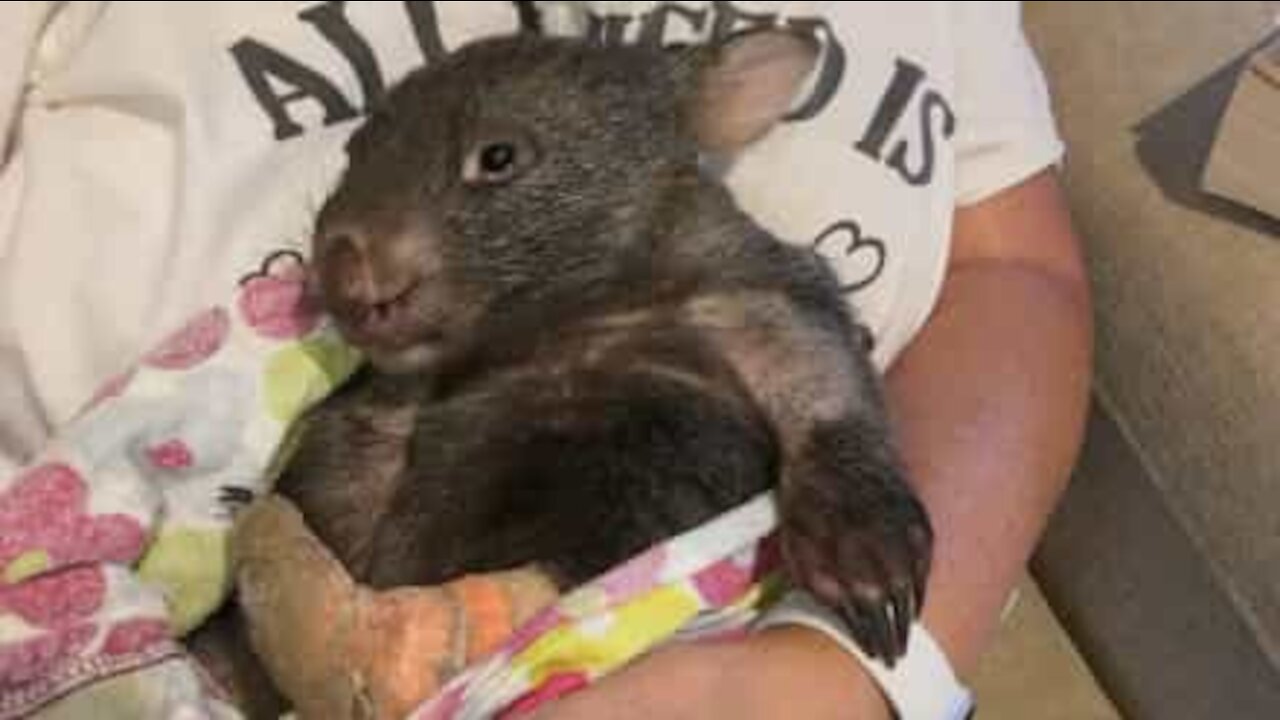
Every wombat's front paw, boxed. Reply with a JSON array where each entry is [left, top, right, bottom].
[[217, 486, 257, 520], [779, 479, 933, 666]]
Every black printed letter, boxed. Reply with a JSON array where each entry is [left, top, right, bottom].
[[709, 1, 778, 42], [231, 39, 359, 141], [855, 58, 924, 162], [299, 1, 386, 109], [403, 1, 448, 63], [783, 16, 848, 122], [886, 89, 956, 187], [637, 4, 710, 46], [585, 12, 635, 47]]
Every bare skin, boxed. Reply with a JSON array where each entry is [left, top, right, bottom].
[[536, 170, 1093, 719]]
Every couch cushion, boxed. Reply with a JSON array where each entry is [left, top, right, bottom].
[[1023, 1, 1280, 717], [972, 577, 1121, 720], [1037, 405, 1280, 718]]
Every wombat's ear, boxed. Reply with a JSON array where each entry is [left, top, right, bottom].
[[681, 30, 819, 155]]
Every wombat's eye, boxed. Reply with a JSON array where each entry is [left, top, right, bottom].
[[463, 140, 521, 186], [481, 143, 516, 174]]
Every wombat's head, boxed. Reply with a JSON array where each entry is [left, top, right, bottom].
[[313, 30, 817, 373]]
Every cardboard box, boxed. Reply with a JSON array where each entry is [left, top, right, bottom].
[[1202, 35, 1280, 222]]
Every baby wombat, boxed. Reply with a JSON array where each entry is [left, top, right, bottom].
[[283, 28, 932, 670]]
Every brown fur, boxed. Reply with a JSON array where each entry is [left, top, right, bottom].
[[198, 29, 933, 716]]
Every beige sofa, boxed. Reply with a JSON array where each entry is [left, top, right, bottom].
[[1023, 3, 1280, 719]]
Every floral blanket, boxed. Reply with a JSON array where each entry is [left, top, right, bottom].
[[0, 250, 783, 719]]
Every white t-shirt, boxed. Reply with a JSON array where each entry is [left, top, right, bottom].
[[0, 1, 1061, 476]]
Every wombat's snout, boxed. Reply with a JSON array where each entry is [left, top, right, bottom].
[[312, 228, 426, 348]]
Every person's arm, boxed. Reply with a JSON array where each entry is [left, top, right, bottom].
[[537, 168, 1092, 719], [888, 168, 1091, 675]]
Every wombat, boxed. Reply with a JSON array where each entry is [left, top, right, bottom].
[[214, 24, 933, 714]]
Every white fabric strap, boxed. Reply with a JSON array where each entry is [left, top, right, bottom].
[[757, 592, 974, 720]]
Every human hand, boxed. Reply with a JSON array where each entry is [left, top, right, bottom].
[[530, 626, 891, 720]]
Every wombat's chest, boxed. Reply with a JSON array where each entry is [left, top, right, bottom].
[[454, 301, 761, 396], [275, 387, 420, 575], [282, 313, 775, 586]]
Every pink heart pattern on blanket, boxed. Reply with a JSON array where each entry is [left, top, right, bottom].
[[0, 464, 148, 584]]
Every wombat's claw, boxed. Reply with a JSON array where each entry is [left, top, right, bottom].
[[782, 487, 932, 667], [218, 486, 257, 517], [837, 578, 918, 669]]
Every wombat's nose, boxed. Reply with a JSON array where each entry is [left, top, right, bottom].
[[326, 233, 359, 255], [319, 231, 377, 306]]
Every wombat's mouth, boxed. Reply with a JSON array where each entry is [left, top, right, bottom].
[[332, 279, 435, 351], [363, 340, 443, 375]]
